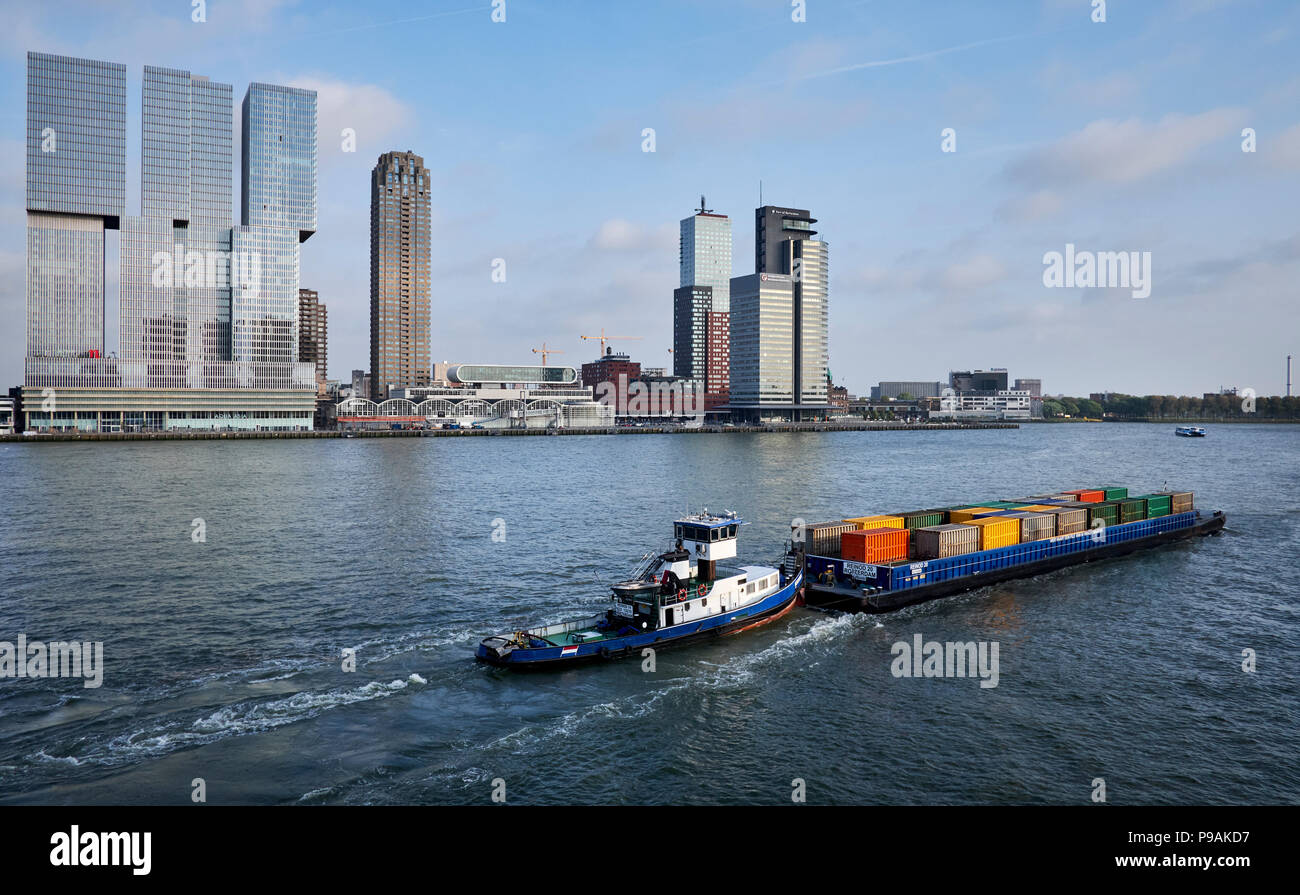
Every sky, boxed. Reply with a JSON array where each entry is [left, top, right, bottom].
[[1, 0, 1298, 397]]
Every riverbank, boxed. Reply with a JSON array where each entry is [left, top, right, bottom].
[[1, 421, 1018, 442]]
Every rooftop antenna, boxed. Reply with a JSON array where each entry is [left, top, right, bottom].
[[759, 179, 763, 206], [696, 194, 712, 215], [1288, 354, 1293, 398]]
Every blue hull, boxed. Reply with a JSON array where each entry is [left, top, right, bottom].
[[477, 570, 804, 669]]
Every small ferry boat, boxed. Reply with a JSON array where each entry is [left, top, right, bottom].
[[477, 512, 803, 668], [1175, 426, 1207, 437]]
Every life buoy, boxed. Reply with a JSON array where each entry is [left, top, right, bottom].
[[697, 584, 707, 597], [677, 588, 686, 600]]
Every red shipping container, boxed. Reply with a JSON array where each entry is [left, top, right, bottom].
[[1064, 489, 1105, 502], [841, 528, 909, 564]]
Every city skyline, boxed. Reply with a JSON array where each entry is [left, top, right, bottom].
[[1, 1, 1298, 397]]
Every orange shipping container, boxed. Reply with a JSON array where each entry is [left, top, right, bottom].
[[948, 507, 998, 523], [968, 516, 1020, 549], [841, 528, 910, 564], [1064, 489, 1105, 503], [842, 514, 905, 531]]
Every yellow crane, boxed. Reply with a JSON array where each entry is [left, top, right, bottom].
[[531, 342, 564, 367], [580, 328, 641, 357]]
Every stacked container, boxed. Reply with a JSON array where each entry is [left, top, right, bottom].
[[912, 523, 980, 559], [842, 514, 905, 531], [804, 521, 856, 556], [841, 528, 910, 564], [899, 510, 947, 529], [949, 507, 998, 523], [1118, 497, 1147, 524], [1136, 494, 1172, 518], [1095, 486, 1129, 501], [968, 516, 1021, 549], [1157, 491, 1194, 513], [1064, 489, 1105, 503], [1000, 511, 1055, 542], [1040, 506, 1088, 534]]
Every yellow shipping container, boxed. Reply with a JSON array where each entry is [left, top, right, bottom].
[[842, 514, 906, 531], [968, 517, 1020, 549], [948, 508, 998, 523]]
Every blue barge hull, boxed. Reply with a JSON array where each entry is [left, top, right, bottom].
[[805, 510, 1225, 613]]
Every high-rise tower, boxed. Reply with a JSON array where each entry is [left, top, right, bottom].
[[675, 197, 731, 410], [370, 150, 431, 399]]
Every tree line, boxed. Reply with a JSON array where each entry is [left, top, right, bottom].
[[1043, 393, 1300, 420]]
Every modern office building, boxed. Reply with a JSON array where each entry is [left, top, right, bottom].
[[950, 369, 1009, 392], [870, 381, 945, 401], [728, 205, 830, 421], [1015, 377, 1043, 417], [333, 364, 614, 430], [21, 53, 317, 432], [298, 288, 328, 390], [931, 390, 1032, 420], [675, 200, 732, 410], [370, 150, 431, 400]]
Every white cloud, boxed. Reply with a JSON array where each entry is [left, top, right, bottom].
[[285, 76, 412, 164], [1006, 109, 1247, 187]]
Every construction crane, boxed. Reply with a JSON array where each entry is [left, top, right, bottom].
[[531, 342, 564, 367], [580, 328, 641, 357]]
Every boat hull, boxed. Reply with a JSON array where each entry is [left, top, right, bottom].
[[806, 511, 1225, 613], [477, 571, 803, 670]]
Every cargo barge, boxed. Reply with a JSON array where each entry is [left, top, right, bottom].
[[799, 488, 1223, 613], [478, 512, 802, 668]]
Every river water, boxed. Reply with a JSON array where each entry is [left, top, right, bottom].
[[1, 423, 1297, 804]]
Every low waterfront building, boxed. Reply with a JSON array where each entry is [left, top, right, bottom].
[[0, 397, 14, 435], [930, 389, 1032, 421], [870, 380, 945, 401], [330, 363, 614, 430]]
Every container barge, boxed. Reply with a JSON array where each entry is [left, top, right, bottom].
[[800, 487, 1223, 613]]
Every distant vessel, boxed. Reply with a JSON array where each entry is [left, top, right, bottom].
[[1175, 426, 1207, 437], [477, 512, 803, 668]]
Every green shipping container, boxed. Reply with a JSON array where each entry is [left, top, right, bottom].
[[900, 511, 947, 529], [1087, 501, 1120, 528], [1095, 486, 1128, 501], [1136, 494, 1172, 517], [1118, 498, 1147, 524]]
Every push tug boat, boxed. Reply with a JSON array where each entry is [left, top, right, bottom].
[[477, 512, 803, 668]]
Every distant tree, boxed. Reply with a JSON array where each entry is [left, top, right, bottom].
[[1043, 399, 1064, 418], [897, 392, 913, 401], [1060, 398, 1080, 417], [1079, 399, 1103, 418]]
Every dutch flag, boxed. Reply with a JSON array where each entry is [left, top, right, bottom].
[[561, 646, 579, 657]]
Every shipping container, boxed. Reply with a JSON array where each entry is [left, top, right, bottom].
[[1000, 510, 1056, 541], [1086, 501, 1120, 528], [804, 521, 856, 556], [912, 523, 980, 559], [1039, 506, 1088, 534], [948, 507, 998, 523], [968, 516, 1021, 549], [1135, 494, 1172, 518], [1064, 489, 1105, 503], [841, 527, 910, 564], [1016, 504, 1059, 512], [1154, 491, 1194, 513], [842, 514, 905, 531], [1094, 486, 1129, 501], [1118, 497, 1147, 524], [898, 510, 947, 529]]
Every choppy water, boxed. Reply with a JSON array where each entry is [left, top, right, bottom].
[[0, 424, 1297, 805]]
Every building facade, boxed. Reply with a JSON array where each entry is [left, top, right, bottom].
[[676, 203, 732, 410], [21, 53, 317, 433], [298, 288, 328, 390], [370, 150, 431, 399], [728, 206, 830, 421], [870, 380, 945, 401]]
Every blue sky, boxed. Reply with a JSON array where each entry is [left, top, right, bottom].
[[2, 0, 1298, 396]]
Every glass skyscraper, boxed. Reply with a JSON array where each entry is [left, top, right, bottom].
[[242, 83, 317, 238], [23, 52, 318, 432], [676, 203, 732, 409]]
